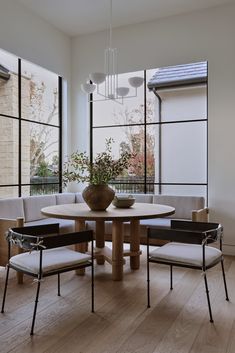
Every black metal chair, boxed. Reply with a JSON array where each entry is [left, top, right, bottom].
[[147, 220, 229, 322], [1, 223, 94, 335]]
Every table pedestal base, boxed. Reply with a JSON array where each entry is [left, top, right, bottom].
[[75, 220, 86, 275], [130, 219, 140, 270], [112, 220, 124, 281], [94, 219, 141, 281], [95, 220, 105, 265]]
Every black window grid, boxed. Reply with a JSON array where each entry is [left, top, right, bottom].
[[91, 66, 208, 206], [0, 57, 62, 197]]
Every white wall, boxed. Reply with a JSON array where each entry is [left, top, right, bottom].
[[72, 3, 235, 254], [156, 86, 207, 194], [0, 0, 72, 158]]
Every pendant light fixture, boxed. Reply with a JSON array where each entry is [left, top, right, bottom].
[[81, 0, 144, 103]]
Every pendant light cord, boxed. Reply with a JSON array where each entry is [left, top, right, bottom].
[[109, 0, 112, 48]]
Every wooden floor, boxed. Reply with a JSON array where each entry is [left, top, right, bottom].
[[0, 245, 235, 353]]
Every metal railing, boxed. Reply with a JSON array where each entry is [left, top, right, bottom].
[[30, 176, 59, 195], [29, 175, 155, 195], [110, 176, 155, 194]]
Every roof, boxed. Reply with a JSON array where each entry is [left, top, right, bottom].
[[147, 61, 207, 90], [0, 64, 10, 80]]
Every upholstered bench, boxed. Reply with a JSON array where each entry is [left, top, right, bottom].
[[0, 192, 208, 267]]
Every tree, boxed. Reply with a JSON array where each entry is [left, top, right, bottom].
[[113, 98, 155, 177], [51, 155, 59, 172], [36, 161, 52, 177], [29, 79, 58, 176]]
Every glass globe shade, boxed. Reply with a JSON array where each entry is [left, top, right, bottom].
[[81, 82, 96, 94], [116, 87, 130, 97], [128, 76, 144, 88], [89, 72, 106, 84]]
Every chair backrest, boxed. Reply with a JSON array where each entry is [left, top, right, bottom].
[[171, 220, 222, 242], [0, 217, 24, 266], [11, 223, 60, 236], [7, 223, 60, 251], [148, 220, 222, 245], [41, 230, 93, 249], [7, 223, 93, 252]]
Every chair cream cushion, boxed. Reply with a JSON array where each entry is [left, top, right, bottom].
[[150, 242, 222, 267], [10, 247, 91, 274]]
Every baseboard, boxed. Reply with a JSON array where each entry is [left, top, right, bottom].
[[223, 244, 235, 256]]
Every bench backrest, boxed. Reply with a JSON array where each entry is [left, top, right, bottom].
[[153, 195, 205, 219], [0, 197, 25, 219], [0, 192, 204, 222]]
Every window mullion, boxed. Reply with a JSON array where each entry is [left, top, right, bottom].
[[18, 58, 22, 197]]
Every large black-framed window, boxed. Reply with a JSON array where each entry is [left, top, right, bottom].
[[91, 63, 208, 202], [0, 49, 62, 198]]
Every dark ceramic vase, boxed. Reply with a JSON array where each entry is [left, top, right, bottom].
[[82, 184, 115, 211]]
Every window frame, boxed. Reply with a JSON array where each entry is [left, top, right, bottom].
[[0, 56, 62, 197], [91, 65, 208, 204]]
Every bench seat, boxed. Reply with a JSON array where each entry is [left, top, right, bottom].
[[0, 192, 208, 266]]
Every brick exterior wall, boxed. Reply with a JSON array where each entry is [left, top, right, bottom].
[[0, 73, 30, 197]]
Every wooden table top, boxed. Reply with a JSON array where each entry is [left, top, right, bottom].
[[41, 202, 175, 222]]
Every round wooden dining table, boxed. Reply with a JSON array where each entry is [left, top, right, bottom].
[[41, 202, 175, 281]]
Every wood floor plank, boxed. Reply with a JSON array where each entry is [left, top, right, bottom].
[[43, 263, 187, 353], [226, 320, 235, 353], [189, 258, 234, 353], [152, 267, 229, 353], [115, 271, 202, 353]]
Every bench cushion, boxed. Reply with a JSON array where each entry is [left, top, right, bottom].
[[26, 218, 75, 234], [0, 198, 24, 219], [56, 193, 76, 205], [23, 195, 56, 222], [75, 192, 85, 203], [140, 218, 171, 228], [153, 195, 205, 219]]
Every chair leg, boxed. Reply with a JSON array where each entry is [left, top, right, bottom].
[[170, 265, 173, 290], [91, 264, 94, 313], [57, 273, 61, 296], [203, 272, 213, 323], [221, 259, 229, 301], [147, 260, 150, 308], [1, 265, 10, 313], [30, 280, 41, 336]]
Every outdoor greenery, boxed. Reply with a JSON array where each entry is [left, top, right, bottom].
[[63, 138, 132, 186], [30, 80, 59, 178], [114, 98, 155, 177]]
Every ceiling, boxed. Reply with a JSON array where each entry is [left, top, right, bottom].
[[15, 0, 234, 37]]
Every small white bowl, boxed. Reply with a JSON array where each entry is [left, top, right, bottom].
[[112, 195, 135, 208]]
